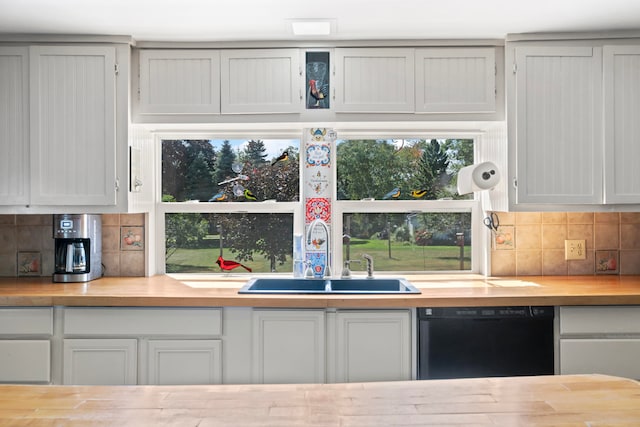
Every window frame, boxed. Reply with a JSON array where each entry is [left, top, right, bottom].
[[152, 129, 485, 275], [153, 131, 304, 275], [331, 131, 483, 274]]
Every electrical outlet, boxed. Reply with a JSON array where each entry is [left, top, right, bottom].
[[565, 239, 586, 260]]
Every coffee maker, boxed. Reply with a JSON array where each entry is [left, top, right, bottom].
[[53, 214, 102, 283]]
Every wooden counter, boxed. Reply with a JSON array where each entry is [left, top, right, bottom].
[[2, 274, 640, 307], [1, 375, 639, 426]]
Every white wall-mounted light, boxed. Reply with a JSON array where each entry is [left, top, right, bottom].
[[288, 19, 336, 36]]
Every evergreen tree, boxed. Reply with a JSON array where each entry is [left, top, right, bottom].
[[416, 139, 450, 200], [215, 140, 236, 186], [244, 139, 268, 165], [184, 151, 215, 201]]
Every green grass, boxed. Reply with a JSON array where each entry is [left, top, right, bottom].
[[166, 237, 470, 273]]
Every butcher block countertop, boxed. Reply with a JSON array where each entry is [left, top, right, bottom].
[[2, 375, 639, 426], [2, 274, 640, 307]]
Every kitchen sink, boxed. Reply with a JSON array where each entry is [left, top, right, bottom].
[[238, 277, 421, 294]]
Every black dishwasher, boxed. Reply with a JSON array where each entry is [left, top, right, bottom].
[[418, 306, 554, 380]]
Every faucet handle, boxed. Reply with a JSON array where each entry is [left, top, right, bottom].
[[304, 260, 314, 278]]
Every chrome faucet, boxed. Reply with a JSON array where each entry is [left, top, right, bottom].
[[362, 253, 374, 279], [340, 259, 361, 279], [306, 219, 331, 278]]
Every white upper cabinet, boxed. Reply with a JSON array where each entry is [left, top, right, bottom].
[[138, 49, 221, 115], [334, 48, 415, 112], [220, 49, 301, 114], [512, 46, 603, 205], [0, 47, 29, 206], [29, 45, 117, 206], [415, 47, 496, 113], [603, 45, 640, 204]]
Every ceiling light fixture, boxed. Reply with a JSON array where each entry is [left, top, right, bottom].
[[289, 19, 335, 36]]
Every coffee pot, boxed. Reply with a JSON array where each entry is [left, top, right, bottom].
[[53, 214, 102, 282]]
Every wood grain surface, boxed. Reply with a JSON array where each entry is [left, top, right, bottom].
[[0, 375, 639, 426], [2, 274, 640, 307]]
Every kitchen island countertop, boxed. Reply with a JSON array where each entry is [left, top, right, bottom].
[[1, 374, 639, 426], [2, 274, 640, 307]]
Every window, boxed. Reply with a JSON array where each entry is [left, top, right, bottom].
[[156, 134, 480, 275], [159, 138, 300, 274], [334, 138, 477, 273]]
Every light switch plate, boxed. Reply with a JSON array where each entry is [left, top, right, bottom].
[[565, 239, 586, 260]]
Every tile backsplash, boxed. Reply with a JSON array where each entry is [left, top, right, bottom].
[[0, 214, 146, 278], [491, 212, 640, 276]]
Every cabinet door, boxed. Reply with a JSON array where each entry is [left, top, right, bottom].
[[0, 47, 29, 205], [138, 50, 221, 115], [333, 310, 411, 383], [220, 49, 301, 114], [252, 309, 325, 384], [415, 47, 495, 113], [560, 338, 640, 379], [63, 338, 137, 385], [334, 48, 414, 112], [29, 45, 117, 206], [0, 340, 50, 383], [147, 339, 222, 385], [514, 46, 602, 204], [603, 45, 640, 203]]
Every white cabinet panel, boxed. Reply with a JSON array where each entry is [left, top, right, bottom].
[[333, 310, 411, 383], [63, 338, 137, 385], [0, 308, 52, 335], [221, 49, 301, 114], [0, 47, 29, 205], [0, 340, 50, 383], [560, 306, 640, 335], [559, 306, 640, 380], [29, 45, 117, 206], [603, 45, 640, 203], [334, 48, 414, 112], [252, 309, 325, 384], [415, 47, 495, 113], [147, 339, 222, 385], [560, 339, 640, 379], [139, 50, 220, 114], [513, 46, 602, 204], [64, 307, 222, 336]]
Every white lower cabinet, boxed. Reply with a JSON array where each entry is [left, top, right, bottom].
[[0, 307, 52, 383], [558, 306, 640, 379], [147, 339, 222, 385], [250, 308, 412, 384], [331, 310, 411, 383], [252, 309, 326, 384], [0, 340, 51, 383], [62, 307, 223, 385], [63, 338, 137, 385]]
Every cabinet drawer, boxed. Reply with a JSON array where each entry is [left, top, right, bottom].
[[560, 306, 640, 334], [0, 340, 50, 382], [560, 338, 640, 379], [64, 308, 222, 336], [0, 308, 53, 335]]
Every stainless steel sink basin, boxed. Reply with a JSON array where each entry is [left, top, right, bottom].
[[238, 277, 420, 294]]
